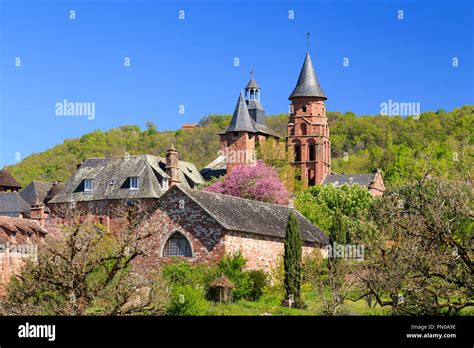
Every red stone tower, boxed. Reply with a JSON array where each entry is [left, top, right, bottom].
[[220, 86, 280, 174], [287, 52, 330, 187]]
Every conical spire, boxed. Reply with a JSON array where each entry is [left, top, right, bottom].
[[289, 52, 326, 100], [245, 77, 260, 90], [226, 91, 256, 133]]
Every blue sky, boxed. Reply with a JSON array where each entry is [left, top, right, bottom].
[[0, 0, 473, 167]]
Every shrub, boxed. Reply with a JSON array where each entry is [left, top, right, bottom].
[[217, 252, 253, 300], [247, 270, 268, 301], [166, 285, 208, 316], [162, 259, 217, 292]]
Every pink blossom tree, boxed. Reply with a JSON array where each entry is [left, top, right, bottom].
[[204, 161, 290, 205]]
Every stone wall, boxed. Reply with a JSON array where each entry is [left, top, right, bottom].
[[0, 217, 46, 297], [224, 230, 322, 272]]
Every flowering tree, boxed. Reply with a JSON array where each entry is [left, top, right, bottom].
[[204, 160, 289, 205]]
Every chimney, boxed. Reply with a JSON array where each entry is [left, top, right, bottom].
[[166, 144, 180, 186]]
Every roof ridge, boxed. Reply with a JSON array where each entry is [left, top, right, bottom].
[[182, 186, 291, 209]]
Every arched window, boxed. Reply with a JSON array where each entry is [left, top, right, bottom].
[[163, 232, 192, 257], [293, 140, 301, 162], [308, 141, 316, 161]]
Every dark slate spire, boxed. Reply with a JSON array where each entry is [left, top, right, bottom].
[[289, 52, 327, 100], [226, 91, 256, 133], [245, 77, 260, 89]]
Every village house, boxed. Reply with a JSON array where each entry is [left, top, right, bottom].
[[133, 185, 328, 272], [47, 145, 327, 272], [0, 216, 47, 296], [0, 170, 31, 218], [20, 181, 64, 226]]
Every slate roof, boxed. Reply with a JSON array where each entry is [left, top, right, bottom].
[[322, 173, 377, 188], [245, 77, 260, 90], [200, 155, 227, 180], [49, 155, 205, 204], [164, 186, 328, 244], [20, 181, 53, 206], [0, 192, 31, 217], [226, 91, 256, 133], [289, 52, 327, 100], [0, 170, 22, 189], [225, 92, 282, 138]]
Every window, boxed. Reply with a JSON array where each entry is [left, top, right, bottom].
[[130, 176, 139, 190], [309, 142, 316, 161], [302, 106, 307, 113], [84, 179, 93, 192], [294, 144, 301, 162], [163, 232, 192, 257]]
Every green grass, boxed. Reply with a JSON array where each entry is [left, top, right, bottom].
[[205, 287, 391, 316]]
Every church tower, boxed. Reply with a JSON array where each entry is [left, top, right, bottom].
[[287, 51, 331, 187], [220, 91, 258, 174], [244, 76, 265, 124]]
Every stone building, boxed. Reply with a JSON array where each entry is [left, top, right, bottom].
[[134, 185, 328, 272], [322, 170, 386, 197], [0, 216, 47, 296], [20, 181, 63, 226], [287, 51, 385, 195], [202, 78, 281, 179], [287, 52, 331, 187], [0, 170, 31, 218], [0, 170, 22, 192]]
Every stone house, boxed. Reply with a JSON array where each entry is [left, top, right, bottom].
[[133, 185, 328, 272], [0, 216, 47, 296], [322, 170, 386, 197], [20, 181, 63, 226]]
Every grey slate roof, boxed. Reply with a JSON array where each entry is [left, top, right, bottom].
[[165, 186, 328, 244], [322, 173, 377, 188], [225, 92, 282, 138], [20, 181, 54, 206], [0, 192, 31, 217], [200, 155, 227, 180], [0, 170, 22, 189], [226, 91, 256, 133], [245, 78, 260, 90], [289, 52, 327, 100], [49, 155, 205, 204]]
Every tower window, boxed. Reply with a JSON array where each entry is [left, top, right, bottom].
[[302, 106, 307, 113], [309, 143, 316, 161], [294, 145, 301, 162]]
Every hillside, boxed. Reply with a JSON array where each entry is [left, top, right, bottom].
[[6, 105, 473, 188]]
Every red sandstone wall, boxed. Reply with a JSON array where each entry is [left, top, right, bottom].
[[224, 231, 322, 272]]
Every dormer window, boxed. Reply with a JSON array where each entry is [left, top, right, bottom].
[[130, 176, 139, 190], [84, 179, 93, 192]]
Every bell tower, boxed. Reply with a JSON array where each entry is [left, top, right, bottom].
[[287, 49, 330, 188]]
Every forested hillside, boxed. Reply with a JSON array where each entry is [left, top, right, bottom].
[[6, 105, 473, 188]]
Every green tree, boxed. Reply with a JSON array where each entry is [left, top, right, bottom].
[[283, 211, 304, 308]]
